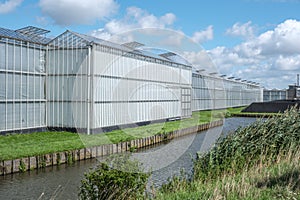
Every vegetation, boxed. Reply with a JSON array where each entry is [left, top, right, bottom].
[[76, 107, 299, 199], [225, 106, 282, 118], [194, 106, 300, 180], [156, 106, 300, 199], [79, 154, 149, 200], [0, 108, 241, 161], [232, 112, 281, 117], [156, 150, 300, 200]]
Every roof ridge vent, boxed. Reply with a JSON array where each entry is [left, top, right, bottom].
[[159, 52, 177, 58], [15, 26, 50, 37], [122, 41, 145, 49]]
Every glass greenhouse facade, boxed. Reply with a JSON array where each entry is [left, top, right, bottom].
[[263, 89, 287, 102], [46, 31, 192, 133], [0, 26, 262, 134], [192, 73, 262, 111], [0, 27, 49, 133]]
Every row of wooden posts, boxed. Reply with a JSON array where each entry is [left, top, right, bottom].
[[0, 120, 223, 175]]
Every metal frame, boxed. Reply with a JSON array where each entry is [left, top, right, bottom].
[[0, 26, 264, 134], [0, 29, 47, 133]]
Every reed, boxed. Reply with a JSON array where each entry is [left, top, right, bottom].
[[157, 106, 300, 200]]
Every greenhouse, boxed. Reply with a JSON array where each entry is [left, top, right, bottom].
[[47, 30, 192, 134], [263, 89, 287, 102], [192, 73, 262, 111], [0, 26, 263, 134], [0, 26, 50, 134]]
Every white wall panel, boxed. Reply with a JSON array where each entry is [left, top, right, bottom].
[[0, 43, 6, 70], [47, 102, 87, 128], [47, 49, 88, 75], [192, 74, 262, 111], [0, 38, 47, 133], [91, 47, 192, 130], [93, 101, 181, 128]]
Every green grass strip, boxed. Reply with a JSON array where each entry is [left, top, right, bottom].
[[0, 108, 244, 161]]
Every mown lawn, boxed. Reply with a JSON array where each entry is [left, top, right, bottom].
[[0, 108, 244, 161]]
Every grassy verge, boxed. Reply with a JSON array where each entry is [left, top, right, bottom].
[[232, 112, 281, 117], [156, 149, 300, 200], [0, 108, 242, 161], [156, 107, 300, 200], [227, 106, 282, 117]]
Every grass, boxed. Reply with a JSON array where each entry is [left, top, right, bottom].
[[232, 112, 281, 117], [227, 106, 282, 117], [156, 106, 300, 200], [0, 108, 243, 161], [156, 149, 300, 200]]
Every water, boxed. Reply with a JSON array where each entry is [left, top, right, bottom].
[[0, 117, 258, 200]]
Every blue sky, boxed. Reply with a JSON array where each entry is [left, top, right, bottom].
[[1, 0, 300, 88]]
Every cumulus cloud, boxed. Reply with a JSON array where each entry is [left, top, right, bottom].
[[91, 6, 214, 49], [183, 50, 217, 73], [39, 0, 119, 25], [91, 6, 177, 39], [275, 55, 300, 70], [226, 21, 255, 39], [91, 15, 298, 88], [208, 19, 300, 89], [257, 19, 300, 55], [0, 0, 22, 14], [191, 25, 214, 44]]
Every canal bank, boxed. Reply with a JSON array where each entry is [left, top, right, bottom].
[[0, 117, 258, 200], [0, 120, 223, 176]]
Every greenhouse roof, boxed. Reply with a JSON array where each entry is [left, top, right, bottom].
[[0, 26, 51, 45], [49, 30, 135, 51], [49, 30, 192, 67], [122, 41, 144, 49]]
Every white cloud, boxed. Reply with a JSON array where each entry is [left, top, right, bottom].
[[0, 0, 22, 14], [91, 6, 177, 39], [91, 6, 214, 49], [36, 16, 49, 26], [92, 16, 298, 89], [275, 55, 300, 70], [39, 0, 119, 25], [203, 19, 300, 89], [159, 31, 185, 47], [191, 25, 214, 44], [257, 19, 300, 55], [226, 21, 255, 39], [183, 50, 216, 73]]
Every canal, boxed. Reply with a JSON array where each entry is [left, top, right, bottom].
[[0, 117, 258, 200]]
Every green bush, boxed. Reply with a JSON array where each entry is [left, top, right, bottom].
[[79, 154, 150, 200]]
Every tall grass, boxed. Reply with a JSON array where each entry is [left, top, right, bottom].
[[157, 148, 300, 200], [194, 106, 300, 181], [157, 106, 300, 200]]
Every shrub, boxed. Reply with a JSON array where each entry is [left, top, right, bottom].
[[79, 154, 150, 200]]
